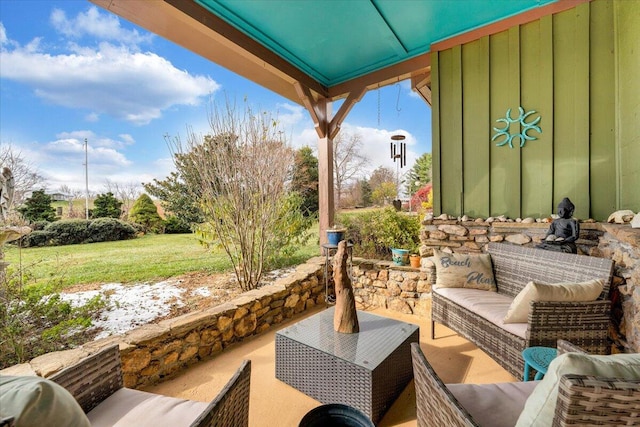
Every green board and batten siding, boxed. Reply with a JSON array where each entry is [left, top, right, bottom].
[[431, 0, 637, 221], [615, 0, 640, 214]]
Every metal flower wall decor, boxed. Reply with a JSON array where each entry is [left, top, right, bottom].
[[491, 107, 541, 148]]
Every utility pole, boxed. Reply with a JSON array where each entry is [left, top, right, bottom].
[[84, 138, 89, 220]]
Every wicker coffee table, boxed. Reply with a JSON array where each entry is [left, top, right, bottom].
[[275, 307, 419, 424]]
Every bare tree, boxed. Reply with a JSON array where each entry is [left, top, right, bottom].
[[169, 99, 299, 291], [0, 143, 45, 210], [333, 132, 368, 208]]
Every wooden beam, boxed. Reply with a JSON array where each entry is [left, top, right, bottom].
[[329, 86, 366, 139], [328, 51, 431, 100], [432, 0, 591, 52]]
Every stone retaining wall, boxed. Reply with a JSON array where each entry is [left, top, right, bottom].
[[1, 261, 327, 388]]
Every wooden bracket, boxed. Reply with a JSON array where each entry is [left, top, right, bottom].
[[328, 87, 366, 140], [295, 82, 367, 140]]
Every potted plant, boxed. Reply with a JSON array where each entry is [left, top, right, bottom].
[[326, 225, 347, 246], [409, 251, 421, 268], [391, 248, 410, 266]]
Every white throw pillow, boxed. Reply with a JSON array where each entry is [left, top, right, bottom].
[[503, 279, 603, 323], [433, 250, 497, 291], [515, 352, 640, 426]]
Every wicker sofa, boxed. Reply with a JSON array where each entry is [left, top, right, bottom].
[[431, 242, 614, 379], [48, 345, 251, 427], [411, 340, 640, 427]]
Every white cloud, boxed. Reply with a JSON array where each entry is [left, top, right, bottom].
[[275, 103, 306, 131], [0, 8, 219, 126], [50, 6, 153, 46], [0, 22, 6, 45]]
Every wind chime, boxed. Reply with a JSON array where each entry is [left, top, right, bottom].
[[390, 134, 406, 209]]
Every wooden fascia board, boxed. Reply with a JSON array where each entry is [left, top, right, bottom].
[[328, 51, 431, 100], [89, 0, 327, 103], [165, 0, 328, 97], [431, 0, 592, 52]]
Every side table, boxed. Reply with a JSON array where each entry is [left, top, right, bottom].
[[322, 242, 352, 305], [522, 346, 557, 381]]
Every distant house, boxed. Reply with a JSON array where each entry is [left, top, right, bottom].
[[48, 192, 72, 202]]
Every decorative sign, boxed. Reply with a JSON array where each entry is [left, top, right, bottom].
[[492, 107, 541, 148]]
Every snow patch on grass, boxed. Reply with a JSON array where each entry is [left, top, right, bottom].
[[61, 282, 184, 340]]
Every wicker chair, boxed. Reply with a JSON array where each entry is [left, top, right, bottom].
[[411, 341, 640, 427], [49, 345, 251, 427]]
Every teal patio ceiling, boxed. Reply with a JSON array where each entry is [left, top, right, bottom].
[[196, 0, 558, 87]]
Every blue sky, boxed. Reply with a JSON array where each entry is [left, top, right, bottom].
[[0, 1, 431, 194]]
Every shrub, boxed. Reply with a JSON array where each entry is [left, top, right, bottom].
[[410, 183, 433, 211], [86, 218, 137, 242], [30, 221, 51, 231], [0, 265, 108, 368], [338, 207, 420, 259], [164, 216, 192, 234], [45, 219, 91, 245], [20, 230, 52, 247], [129, 193, 164, 233]]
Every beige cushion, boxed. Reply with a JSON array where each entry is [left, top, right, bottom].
[[433, 250, 496, 291], [448, 381, 539, 427], [515, 352, 640, 426], [0, 375, 91, 427], [434, 288, 528, 338], [503, 279, 603, 323], [87, 387, 209, 427]]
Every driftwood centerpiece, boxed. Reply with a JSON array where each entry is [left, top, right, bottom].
[[333, 240, 359, 333]]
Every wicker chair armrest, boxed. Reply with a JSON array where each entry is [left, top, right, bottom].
[[49, 345, 123, 414], [190, 360, 251, 427], [553, 375, 640, 426], [556, 340, 588, 355], [528, 299, 611, 320], [411, 343, 479, 427], [527, 300, 611, 351]]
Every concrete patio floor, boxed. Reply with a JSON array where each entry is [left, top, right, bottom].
[[144, 301, 516, 426]]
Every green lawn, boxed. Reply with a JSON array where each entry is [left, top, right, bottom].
[[3, 232, 320, 289]]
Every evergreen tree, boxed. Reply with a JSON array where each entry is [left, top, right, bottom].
[[92, 192, 123, 219], [17, 189, 56, 222], [128, 193, 163, 232], [359, 179, 372, 207], [405, 153, 432, 195], [290, 146, 319, 217]]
